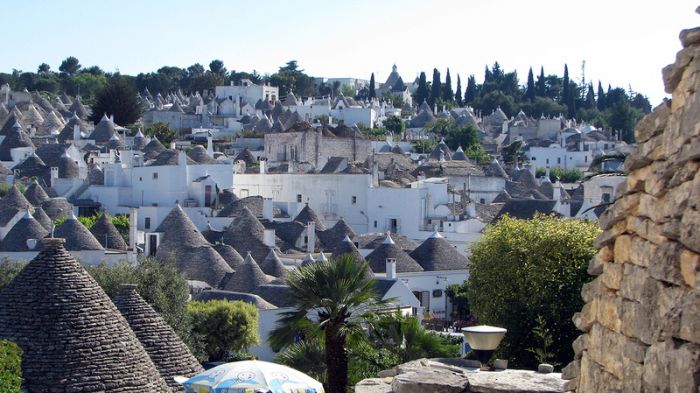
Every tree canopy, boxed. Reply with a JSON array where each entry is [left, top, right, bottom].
[[89, 74, 142, 125], [187, 300, 259, 362], [466, 214, 600, 369]]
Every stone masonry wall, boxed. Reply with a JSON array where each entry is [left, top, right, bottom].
[[562, 22, 700, 393]]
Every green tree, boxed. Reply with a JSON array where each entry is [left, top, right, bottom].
[[445, 283, 471, 321], [59, 56, 81, 76], [596, 81, 606, 110], [536, 66, 546, 97], [209, 59, 226, 75], [269, 255, 382, 393], [561, 64, 570, 107], [269, 60, 318, 98], [464, 75, 477, 105], [187, 300, 260, 362], [429, 68, 441, 107], [90, 74, 142, 125], [442, 68, 454, 102], [415, 72, 428, 106], [72, 72, 108, 99], [0, 260, 26, 290], [467, 214, 600, 369], [145, 122, 176, 145], [369, 73, 376, 99], [455, 75, 463, 106], [526, 67, 536, 101], [535, 167, 583, 183], [384, 116, 405, 135], [37, 63, 51, 75], [85, 257, 192, 347], [0, 340, 23, 392]]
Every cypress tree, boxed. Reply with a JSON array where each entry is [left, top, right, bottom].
[[415, 72, 428, 106], [443, 68, 454, 102], [430, 68, 441, 107], [597, 81, 606, 110], [585, 82, 596, 108], [464, 75, 477, 105], [536, 66, 546, 97], [562, 64, 570, 106], [369, 73, 376, 99], [455, 75, 463, 107], [526, 67, 536, 101]]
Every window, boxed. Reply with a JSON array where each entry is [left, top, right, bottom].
[[602, 193, 611, 203], [374, 220, 377, 228], [296, 194, 302, 203], [145, 217, 151, 230], [139, 177, 142, 181], [480, 198, 485, 204], [546, 158, 549, 164], [352, 196, 357, 204], [557, 157, 561, 164], [153, 172, 158, 179], [585, 156, 588, 163], [531, 157, 536, 161]]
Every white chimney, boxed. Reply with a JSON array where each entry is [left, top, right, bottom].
[[307, 221, 316, 253], [466, 200, 477, 219], [263, 229, 276, 247], [73, 124, 81, 140], [206, 133, 214, 156], [129, 207, 138, 251], [287, 161, 294, 173], [262, 198, 273, 220], [50, 167, 59, 186], [259, 159, 266, 174], [386, 258, 397, 279], [372, 161, 379, 187]]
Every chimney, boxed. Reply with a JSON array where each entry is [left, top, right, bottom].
[[306, 221, 316, 253], [287, 161, 294, 173], [29, 127, 36, 137], [259, 159, 266, 174], [544, 166, 551, 183], [386, 258, 397, 279], [129, 208, 138, 251], [262, 197, 273, 220], [50, 167, 59, 186], [206, 133, 214, 156], [73, 124, 81, 140], [466, 200, 477, 219], [372, 161, 379, 187], [263, 229, 276, 247]]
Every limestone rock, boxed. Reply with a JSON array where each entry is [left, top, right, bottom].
[[355, 377, 394, 393], [467, 369, 564, 393], [391, 371, 469, 393]]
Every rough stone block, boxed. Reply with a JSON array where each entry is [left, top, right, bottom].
[[679, 290, 700, 344], [581, 277, 604, 303], [595, 220, 628, 249], [574, 299, 597, 332], [629, 236, 656, 267], [623, 338, 649, 364], [669, 342, 700, 393], [648, 241, 684, 285], [391, 371, 468, 393], [620, 264, 652, 301], [561, 360, 579, 380], [680, 27, 700, 47], [681, 208, 700, 253], [621, 300, 653, 345], [587, 324, 624, 379], [614, 235, 632, 264], [596, 294, 622, 332], [601, 262, 624, 291], [621, 356, 644, 393], [572, 334, 589, 357], [680, 249, 700, 287], [355, 378, 394, 393]]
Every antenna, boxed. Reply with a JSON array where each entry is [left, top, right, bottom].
[[580, 60, 586, 88]]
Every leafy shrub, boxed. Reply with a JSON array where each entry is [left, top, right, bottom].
[[0, 260, 26, 290], [535, 167, 583, 183], [0, 340, 23, 393], [187, 300, 259, 362], [467, 214, 599, 369]]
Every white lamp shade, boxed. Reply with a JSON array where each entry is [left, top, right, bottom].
[[462, 325, 507, 350]]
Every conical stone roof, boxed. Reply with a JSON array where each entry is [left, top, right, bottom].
[[331, 235, 365, 263], [260, 248, 288, 278], [58, 113, 89, 141], [366, 233, 423, 273], [221, 206, 270, 263], [213, 243, 245, 270], [0, 211, 48, 251], [155, 205, 233, 287], [0, 123, 35, 160], [409, 230, 469, 271], [90, 213, 128, 250], [221, 252, 272, 293], [32, 206, 52, 232], [54, 212, 104, 251], [41, 197, 73, 221], [69, 98, 89, 119], [187, 145, 218, 164], [143, 137, 167, 159], [132, 130, 147, 150], [0, 184, 33, 227], [318, 218, 355, 247], [90, 113, 116, 143], [0, 113, 21, 136], [21, 104, 44, 128], [294, 204, 326, 231], [24, 181, 50, 207], [113, 284, 203, 392], [0, 238, 170, 392]]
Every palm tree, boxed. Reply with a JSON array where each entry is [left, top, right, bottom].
[[269, 255, 381, 393]]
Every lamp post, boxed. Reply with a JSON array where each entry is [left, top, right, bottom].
[[462, 325, 507, 371]]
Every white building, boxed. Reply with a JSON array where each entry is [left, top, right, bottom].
[[215, 79, 279, 109]]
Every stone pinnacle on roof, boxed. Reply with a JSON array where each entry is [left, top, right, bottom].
[[331, 235, 365, 263], [90, 113, 116, 143], [113, 284, 204, 391], [294, 203, 327, 231], [0, 238, 170, 392], [90, 213, 128, 250], [316, 251, 328, 262], [301, 252, 315, 266]]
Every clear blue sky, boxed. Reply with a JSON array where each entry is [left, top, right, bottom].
[[2, 0, 697, 104]]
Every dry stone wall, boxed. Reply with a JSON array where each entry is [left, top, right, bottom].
[[562, 21, 700, 393]]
